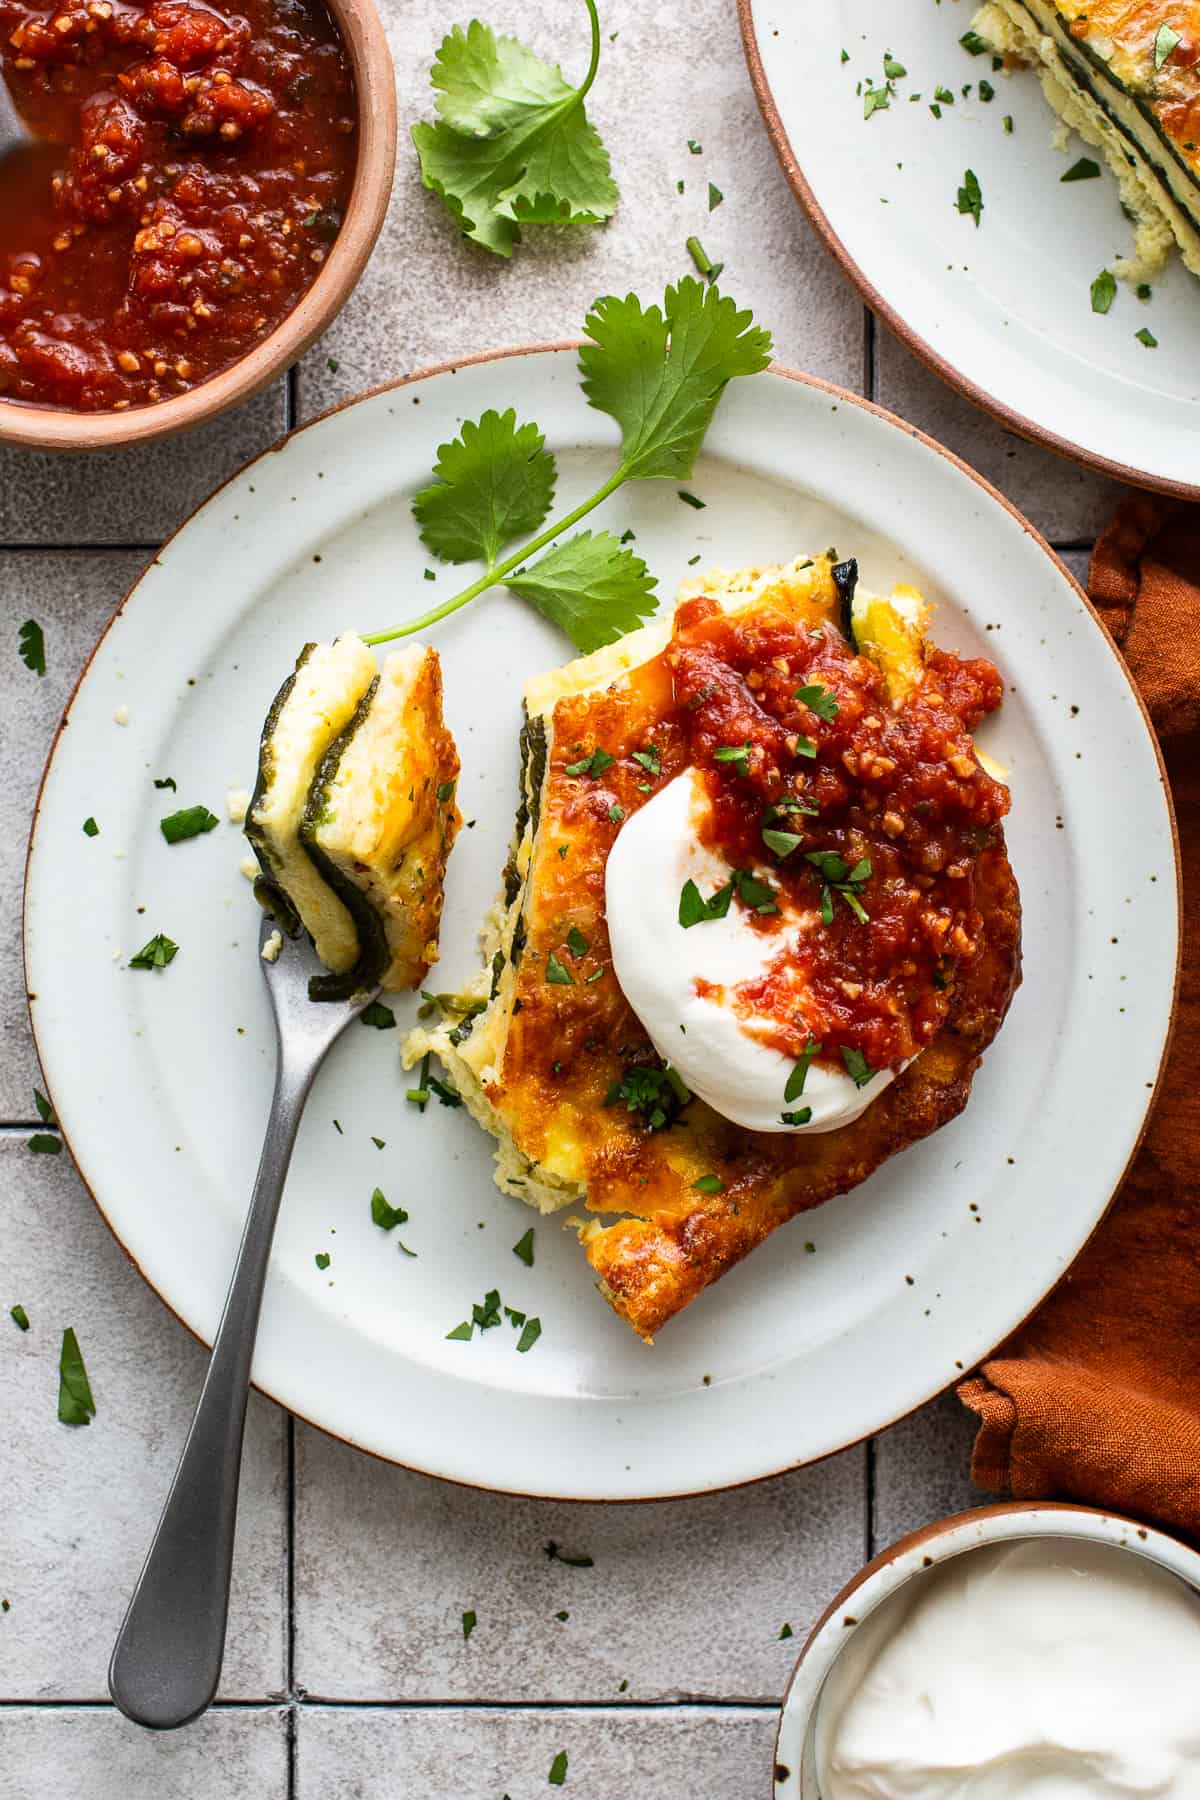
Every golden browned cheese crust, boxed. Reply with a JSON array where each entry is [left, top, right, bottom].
[[477, 577, 1023, 1341]]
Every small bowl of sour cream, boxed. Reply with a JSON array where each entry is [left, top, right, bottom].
[[774, 1502, 1200, 1799]]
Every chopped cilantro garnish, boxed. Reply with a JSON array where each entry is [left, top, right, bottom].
[[34, 1089, 56, 1127], [446, 1320, 473, 1341], [160, 805, 219, 845], [516, 1316, 542, 1352], [1155, 21, 1181, 68], [57, 1327, 95, 1425], [1136, 326, 1158, 347], [806, 850, 871, 920], [512, 1227, 536, 1266], [781, 1107, 813, 1127], [794, 682, 838, 720], [584, 967, 605, 983], [360, 1001, 396, 1029], [840, 1046, 877, 1088], [978, 78, 995, 100], [1061, 157, 1100, 182], [27, 1134, 61, 1156], [437, 778, 456, 803], [863, 83, 890, 119], [462, 1610, 476, 1642], [608, 803, 625, 823], [793, 732, 818, 759], [883, 51, 906, 77], [18, 619, 46, 677], [956, 167, 983, 226], [1003, 113, 1013, 132], [713, 742, 751, 776], [548, 1751, 569, 1786], [1091, 269, 1117, 314], [371, 1188, 409, 1231], [631, 745, 661, 775], [565, 747, 614, 777], [688, 137, 702, 153], [314, 1252, 331, 1271], [779, 1622, 794, 1640], [762, 827, 802, 859], [784, 1038, 822, 1104], [429, 1075, 462, 1107], [372, 1136, 385, 1149], [934, 84, 954, 103], [678, 877, 733, 927], [733, 868, 779, 914], [129, 932, 178, 971], [959, 28, 990, 54], [566, 926, 589, 959], [153, 776, 176, 791], [82, 817, 99, 838], [678, 489, 705, 510], [546, 950, 574, 985], [605, 1063, 690, 1131], [693, 1173, 724, 1193], [10, 1304, 29, 1332], [708, 181, 723, 211]]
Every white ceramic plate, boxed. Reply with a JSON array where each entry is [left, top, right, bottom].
[[24, 349, 1178, 1499], [740, 0, 1200, 496]]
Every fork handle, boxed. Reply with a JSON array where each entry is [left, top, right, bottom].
[[108, 1045, 314, 1730]]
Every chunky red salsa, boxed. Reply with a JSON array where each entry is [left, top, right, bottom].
[[668, 594, 1009, 1073], [0, 0, 356, 410]]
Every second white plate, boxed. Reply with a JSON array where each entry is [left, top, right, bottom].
[[24, 350, 1178, 1498], [741, 0, 1200, 495]]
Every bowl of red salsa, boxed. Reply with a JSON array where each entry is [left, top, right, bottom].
[[0, 0, 394, 446]]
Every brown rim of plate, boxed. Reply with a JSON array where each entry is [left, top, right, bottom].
[[22, 344, 1184, 1505], [770, 1500, 1200, 1794], [736, 0, 1200, 504], [0, 0, 396, 452]]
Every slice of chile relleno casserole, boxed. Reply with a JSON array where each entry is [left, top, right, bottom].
[[976, 0, 1200, 277], [408, 556, 1022, 1342], [247, 635, 461, 997]]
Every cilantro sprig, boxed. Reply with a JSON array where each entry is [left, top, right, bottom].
[[364, 280, 771, 655], [413, 0, 617, 258]]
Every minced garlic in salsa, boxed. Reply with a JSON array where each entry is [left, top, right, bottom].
[[0, 0, 355, 411]]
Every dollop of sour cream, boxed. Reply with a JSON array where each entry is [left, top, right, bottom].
[[816, 1538, 1200, 1798], [604, 767, 899, 1134]]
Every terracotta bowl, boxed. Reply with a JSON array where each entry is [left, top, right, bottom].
[[0, 0, 395, 452], [772, 1501, 1200, 1797]]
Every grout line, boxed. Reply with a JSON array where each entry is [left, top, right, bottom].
[[286, 1413, 297, 1798], [1049, 539, 1096, 555], [286, 366, 299, 436], [863, 307, 877, 403], [0, 1696, 783, 1715], [0, 542, 158, 555], [865, 1436, 877, 1561]]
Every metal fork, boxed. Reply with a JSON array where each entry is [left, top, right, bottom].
[[108, 914, 379, 1730]]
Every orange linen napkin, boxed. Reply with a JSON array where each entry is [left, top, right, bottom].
[[958, 494, 1200, 1541]]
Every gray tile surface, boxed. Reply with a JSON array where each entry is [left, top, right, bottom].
[[294, 1428, 864, 1703], [0, 385, 286, 547], [296, 1704, 777, 1799], [296, 0, 867, 419], [0, 1708, 287, 1800], [2, 551, 146, 1117], [0, 1137, 287, 1700], [874, 325, 1129, 545]]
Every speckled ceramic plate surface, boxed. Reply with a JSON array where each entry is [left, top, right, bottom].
[[24, 350, 1178, 1499], [741, 0, 1200, 496]]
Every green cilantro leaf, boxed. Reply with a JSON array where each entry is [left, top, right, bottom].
[[1155, 21, 1181, 67], [781, 1106, 812, 1127], [160, 805, 219, 845], [1061, 157, 1101, 182], [762, 827, 802, 859], [446, 1320, 474, 1341], [129, 932, 178, 971], [566, 925, 589, 957], [412, 3, 617, 258], [1136, 326, 1158, 347], [546, 950, 574, 985], [371, 1188, 409, 1231], [678, 876, 733, 927], [315, 1251, 331, 1271], [154, 776, 176, 791], [566, 746, 615, 777], [18, 620, 46, 677], [1091, 269, 1117, 314], [360, 1001, 397, 1029], [604, 1063, 690, 1131], [733, 868, 779, 914], [693, 1173, 724, 1193], [883, 51, 907, 77], [412, 410, 556, 565], [956, 167, 983, 226], [513, 1227, 536, 1266], [707, 181, 723, 211], [784, 1038, 822, 1103], [863, 84, 890, 118], [28, 1134, 61, 1155], [34, 1089, 56, 1126], [549, 1750, 569, 1786], [516, 1316, 542, 1352], [631, 745, 661, 775], [713, 743, 751, 776], [82, 816, 100, 838], [840, 1046, 877, 1088], [579, 279, 772, 480], [462, 1609, 477, 1641], [506, 530, 658, 652], [11, 1304, 29, 1332], [794, 682, 838, 720], [959, 29, 990, 54], [57, 1327, 95, 1425]]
